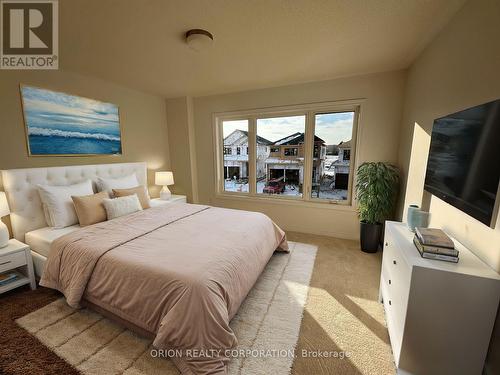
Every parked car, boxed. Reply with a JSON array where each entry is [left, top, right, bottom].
[[263, 177, 285, 194]]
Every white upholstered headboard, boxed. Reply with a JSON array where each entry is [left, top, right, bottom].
[[1, 162, 147, 241]]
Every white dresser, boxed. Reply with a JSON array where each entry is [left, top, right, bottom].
[[380, 221, 500, 375]]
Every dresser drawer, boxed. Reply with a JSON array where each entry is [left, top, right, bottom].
[[381, 237, 411, 351], [0, 251, 27, 273], [382, 265, 407, 322], [383, 239, 411, 294], [381, 274, 403, 365]]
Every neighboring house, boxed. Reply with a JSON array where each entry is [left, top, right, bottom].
[[223, 130, 272, 180], [332, 139, 351, 189], [265, 132, 326, 187]]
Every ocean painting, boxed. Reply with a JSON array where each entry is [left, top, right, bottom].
[[20, 85, 122, 156]]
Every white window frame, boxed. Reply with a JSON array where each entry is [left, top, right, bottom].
[[213, 99, 363, 208]]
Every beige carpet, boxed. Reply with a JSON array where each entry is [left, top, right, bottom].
[[288, 232, 396, 375], [16, 241, 317, 375]]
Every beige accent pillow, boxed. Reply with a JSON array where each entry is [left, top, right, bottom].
[[103, 194, 143, 220], [112, 185, 151, 209], [71, 191, 109, 227]]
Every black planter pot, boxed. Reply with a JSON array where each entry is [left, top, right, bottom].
[[360, 221, 382, 253]]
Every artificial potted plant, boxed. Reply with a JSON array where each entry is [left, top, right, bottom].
[[355, 162, 399, 253]]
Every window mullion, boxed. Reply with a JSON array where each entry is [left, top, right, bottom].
[[248, 117, 257, 195], [302, 111, 314, 201], [346, 108, 359, 205], [216, 117, 224, 195]]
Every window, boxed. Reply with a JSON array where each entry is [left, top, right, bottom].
[[216, 102, 359, 204], [310, 112, 355, 201], [257, 115, 306, 197], [222, 119, 249, 193], [343, 149, 351, 161]]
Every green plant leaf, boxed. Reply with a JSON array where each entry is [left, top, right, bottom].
[[355, 162, 400, 224]]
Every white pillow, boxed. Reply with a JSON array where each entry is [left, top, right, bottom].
[[102, 194, 143, 220], [37, 180, 94, 228], [96, 174, 140, 196]]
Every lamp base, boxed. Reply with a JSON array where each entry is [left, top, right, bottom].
[[0, 221, 9, 248], [160, 186, 172, 200]]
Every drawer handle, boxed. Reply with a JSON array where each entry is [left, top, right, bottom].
[[388, 279, 391, 285], [393, 260, 397, 265], [0, 260, 11, 266], [388, 300, 392, 306], [385, 242, 389, 247]]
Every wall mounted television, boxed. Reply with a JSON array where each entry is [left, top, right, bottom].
[[424, 99, 500, 227]]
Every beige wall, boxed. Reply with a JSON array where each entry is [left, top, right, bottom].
[[396, 2, 500, 371], [182, 70, 407, 239], [398, 0, 500, 273], [166, 97, 198, 202], [0, 70, 171, 197]]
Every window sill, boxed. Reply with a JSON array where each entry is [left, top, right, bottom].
[[213, 192, 357, 211]]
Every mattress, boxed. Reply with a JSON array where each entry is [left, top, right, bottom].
[[25, 225, 80, 257]]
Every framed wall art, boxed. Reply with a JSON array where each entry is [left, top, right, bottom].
[[20, 85, 122, 156]]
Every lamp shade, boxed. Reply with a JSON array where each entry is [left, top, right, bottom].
[[155, 171, 174, 186], [0, 192, 10, 217]]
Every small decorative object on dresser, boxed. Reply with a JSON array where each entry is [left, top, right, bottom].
[[407, 205, 430, 232], [0, 192, 11, 248], [406, 204, 420, 231], [379, 221, 500, 375], [0, 239, 36, 294], [155, 171, 175, 200], [150, 195, 187, 207], [413, 209, 430, 229]]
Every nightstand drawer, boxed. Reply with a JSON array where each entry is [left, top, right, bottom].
[[0, 251, 27, 273], [150, 195, 187, 207]]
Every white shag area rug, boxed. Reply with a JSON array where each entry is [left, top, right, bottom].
[[17, 241, 317, 375]]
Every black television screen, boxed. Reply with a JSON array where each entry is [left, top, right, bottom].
[[424, 99, 500, 227]]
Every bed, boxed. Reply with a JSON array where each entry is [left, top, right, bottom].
[[1, 162, 288, 374]]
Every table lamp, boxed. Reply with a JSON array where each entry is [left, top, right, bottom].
[[155, 171, 174, 200]]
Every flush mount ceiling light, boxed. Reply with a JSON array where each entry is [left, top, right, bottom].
[[185, 29, 214, 51]]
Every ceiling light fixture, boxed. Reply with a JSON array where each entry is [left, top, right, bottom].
[[185, 29, 213, 51]]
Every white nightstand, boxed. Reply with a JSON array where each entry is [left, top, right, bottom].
[[0, 239, 36, 294], [150, 195, 187, 207]]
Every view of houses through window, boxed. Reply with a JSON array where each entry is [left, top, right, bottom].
[[310, 112, 354, 200], [222, 120, 250, 192], [221, 109, 355, 202], [257, 115, 306, 196]]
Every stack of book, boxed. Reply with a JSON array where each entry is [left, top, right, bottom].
[[0, 271, 20, 286], [413, 227, 459, 263]]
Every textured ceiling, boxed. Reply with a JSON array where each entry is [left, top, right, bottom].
[[59, 0, 466, 97]]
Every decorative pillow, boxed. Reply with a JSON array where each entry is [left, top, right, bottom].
[[72, 191, 109, 227], [96, 174, 140, 196], [112, 186, 151, 209], [102, 194, 142, 220], [37, 180, 94, 228]]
